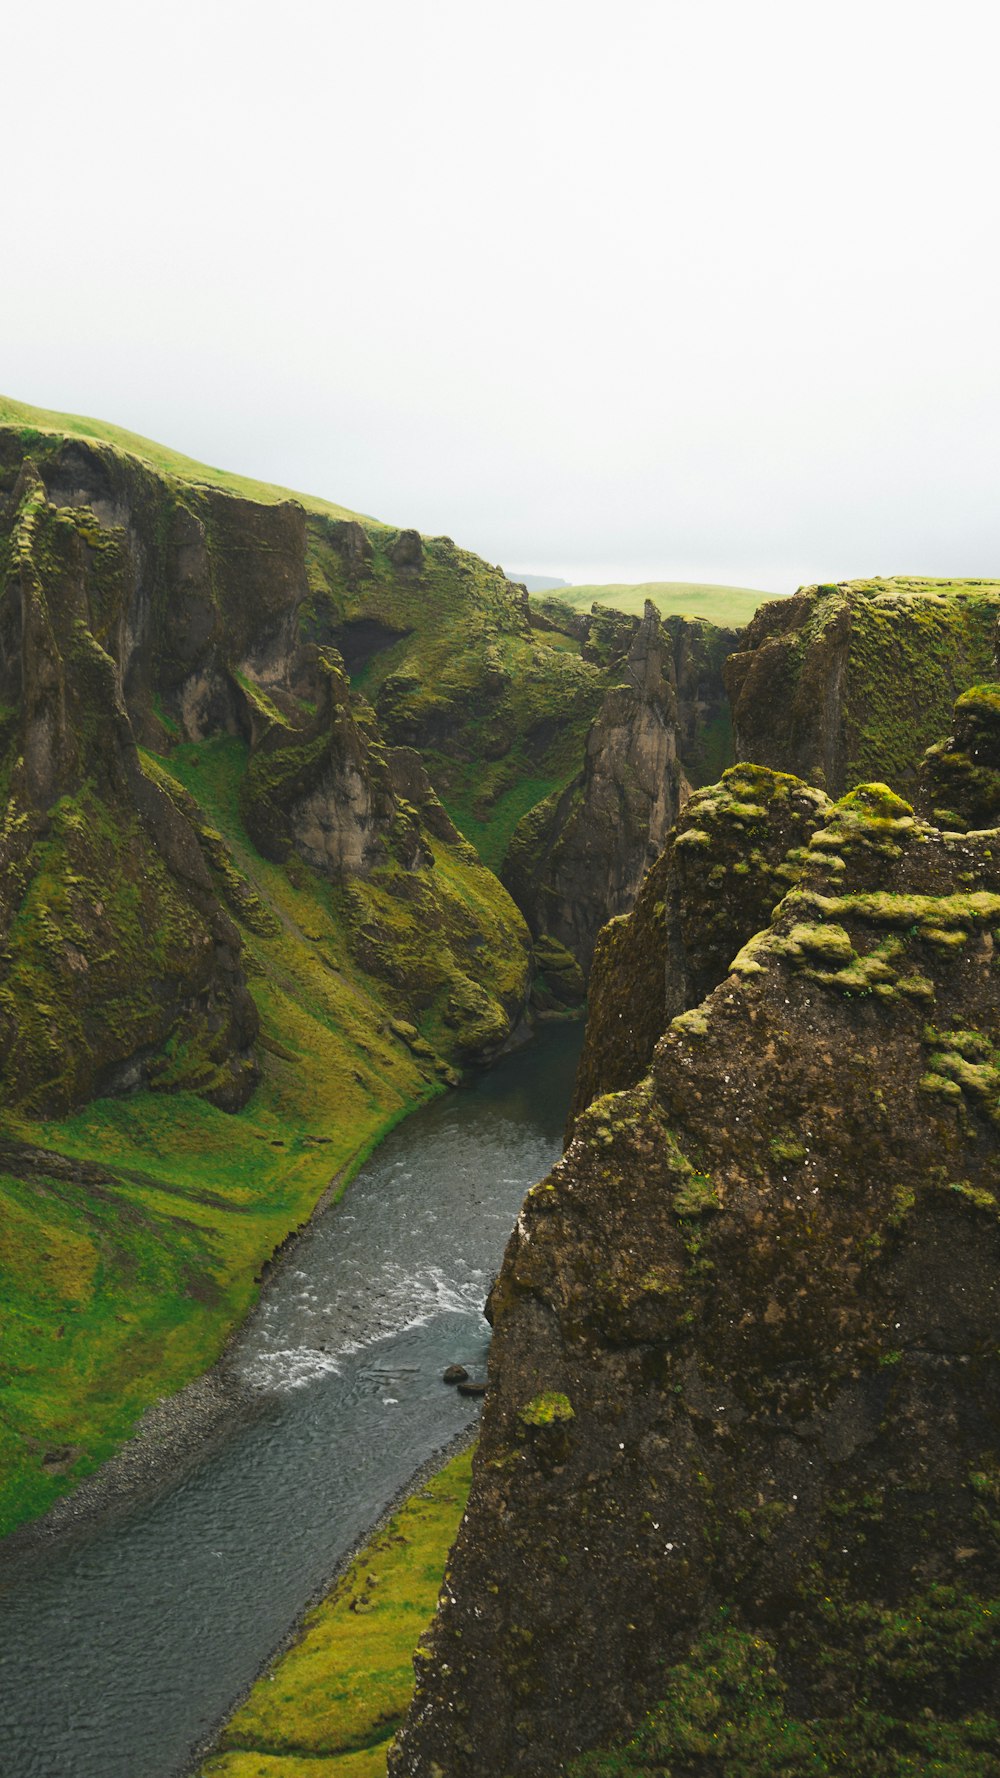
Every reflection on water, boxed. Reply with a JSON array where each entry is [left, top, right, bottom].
[[0, 1023, 581, 1778]]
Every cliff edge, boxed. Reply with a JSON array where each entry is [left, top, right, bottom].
[[391, 707, 1000, 1775]]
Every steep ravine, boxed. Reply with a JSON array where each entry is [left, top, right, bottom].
[[4, 400, 1000, 1778], [391, 699, 1000, 1776]]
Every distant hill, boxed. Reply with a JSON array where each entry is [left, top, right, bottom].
[[509, 572, 569, 593], [540, 579, 776, 628], [0, 392, 377, 525]]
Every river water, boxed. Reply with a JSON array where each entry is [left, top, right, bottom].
[[0, 1022, 581, 1778]]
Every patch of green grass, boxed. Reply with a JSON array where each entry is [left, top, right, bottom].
[[200, 1447, 474, 1777], [539, 581, 774, 627], [441, 773, 560, 872]]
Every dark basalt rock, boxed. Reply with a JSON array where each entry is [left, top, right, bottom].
[[390, 528, 424, 573], [390, 780, 1000, 1778], [0, 461, 260, 1114], [443, 1365, 469, 1384], [568, 762, 832, 1136]]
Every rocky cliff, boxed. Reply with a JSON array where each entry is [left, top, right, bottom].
[[502, 604, 686, 974], [391, 707, 1000, 1775], [724, 578, 1000, 797], [920, 682, 1000, 834], [502, 602, 741, 978], [0, 408, 561, 1533], [568, 763, 832, 1133], [0, 429, 537, 1114]]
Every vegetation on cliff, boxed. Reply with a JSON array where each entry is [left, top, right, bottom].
[[725, 578, 1000, 797], [569, 763, 832, 1132], [6, 395, 1000, 1778], [0, 411, 550, 1535], [503, 602, 683, 972], [920, 681, 1000, 833], [390, 709, 1000, 1774]]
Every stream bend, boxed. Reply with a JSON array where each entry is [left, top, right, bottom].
[[0, 1022, 582, 1778]]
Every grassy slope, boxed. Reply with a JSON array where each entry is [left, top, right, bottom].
[[200, 1446, 473, 1778], [0, 405, 588, 1534], [0, 735, 454, 1534], [543, 580, 773, 626], [0, 393, 378, 525], [325, 540, 604, 872]]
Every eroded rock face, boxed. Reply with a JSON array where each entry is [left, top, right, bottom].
[[0, 432, 534, 1111], [920, 682, 1000, 833], [503, 603, 684, 972], [724, 579, 1000, 798], [0, 462, 260, 1114], [568, 763, 832, 1134], [240, 650, 405, 879], [391, 785, 1000, 1777]]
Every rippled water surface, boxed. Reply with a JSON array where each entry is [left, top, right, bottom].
[[0, 1023, 581, 1778]]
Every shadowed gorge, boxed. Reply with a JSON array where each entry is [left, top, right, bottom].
[[390, 693, 1000, 1776]]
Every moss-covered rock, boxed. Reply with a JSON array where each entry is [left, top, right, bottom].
[[920, 681, 1000, 832], [0, 415, 539, 1530], [0, 427, 543, 1116], [724, 578, 1000, 798], [569, 763, 832, 1131], [0, 462, 259, 1114], [390, 790, 1000, 1778]]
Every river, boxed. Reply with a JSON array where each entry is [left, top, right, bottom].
[[0, 1021, 582, 1778]]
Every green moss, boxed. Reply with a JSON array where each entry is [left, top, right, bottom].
[[570, 1594, 1000, 1778], [795, 888, 1000, 931], [783, 922, 855, 964], [0, 782, 226, 1113], [844, 585, 1000, 791], [671, 1008, 710, 1039], [519, 1392, 575, 1428], [955, 682, 1000, 718]]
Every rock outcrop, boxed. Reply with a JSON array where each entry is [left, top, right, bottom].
[[920, 682, 1000, 833], [0, 427, 536, 1112], [502, 603, 684, 973], [391, 780, 1000, 1777], [0, 459, 260, 1113], [568, 763, 832, 1133], [724, 578, 1000, 798]]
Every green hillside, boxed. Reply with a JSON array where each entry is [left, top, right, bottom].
[[0, 393, 377, 525], [542, 579, 775, 627], [0, 412, 569, 1535]]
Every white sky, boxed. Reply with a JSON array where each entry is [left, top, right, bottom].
[[6, 0, 1000, 594]]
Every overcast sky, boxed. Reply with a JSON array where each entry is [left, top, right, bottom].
[[6, 1, 999, 593]]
